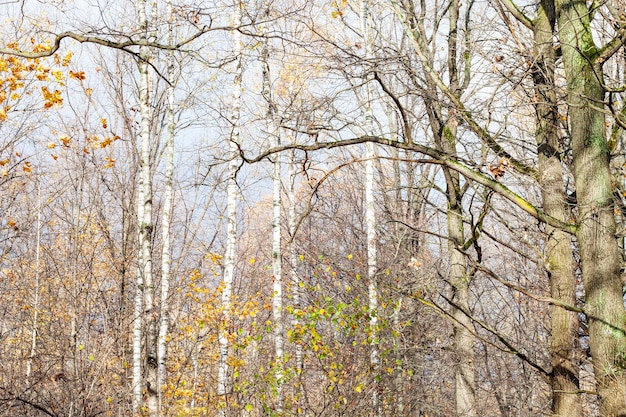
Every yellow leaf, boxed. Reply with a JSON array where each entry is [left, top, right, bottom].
[[249, 258, 255, 265], [47, 142, 56, 149], [51, 70, 64, 82], [347, 253, 353, 260], [62, 51, 73, 66], [299, 254, 304, 261]]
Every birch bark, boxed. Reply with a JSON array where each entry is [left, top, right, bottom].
[[359, 1, 380, 415], [288, 146, 305, 414], [26, 183, 41, 383], [261, 12, 285, 413], [133, 0, 157, 413], [157, 0, 176, 410], [217, 3, 243, 414]]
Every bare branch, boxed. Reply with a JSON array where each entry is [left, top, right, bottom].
[[597, 27, 626, 65], [498, 0, 534, 29], [0, 25, 225, 58], [239, 136, 577, 234]]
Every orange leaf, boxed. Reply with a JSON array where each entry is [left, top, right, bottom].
[[69, 70, 86, 81]]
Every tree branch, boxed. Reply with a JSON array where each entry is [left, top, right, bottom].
[[0, 25, 222, 58], [441, 293, 551, 376], [498, 0, 534, 29], [239, 135, 577, 234], [597, 27, 626, 65]]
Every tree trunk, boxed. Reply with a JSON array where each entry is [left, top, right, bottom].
[[288, 146, 306, 415], [217, 4, 243, 415], [157, 0, 176, 409], [430, 0, 477, 413], [133, 0, 150, 411], [261, 16, 285, 412], [359, 1, 380, 415], [554, 0, 626, 414], [531, 3, 581, 416]]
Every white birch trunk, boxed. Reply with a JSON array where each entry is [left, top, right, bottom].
[[157, 0, 176, 410], [217, 4, 243, 414], [143, 0, 160, 410], [360, 1, 380, 415], [261, 11, 285, 413], [365, 142, 379, 417], [132, 178, 144, 414], [134, 0, 157, 413], [270, 114, 284, 416], [288, 146, 306, 414], [26, 183, 42, 383]]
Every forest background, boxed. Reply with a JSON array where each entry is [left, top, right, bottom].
[[1, 0, 626, 416]]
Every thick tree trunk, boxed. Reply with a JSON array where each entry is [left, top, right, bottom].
[[531, 4, 581, 416], [443, 124, 476, 417], [438, 0, 476, 414], [554, 0, 626, 414]]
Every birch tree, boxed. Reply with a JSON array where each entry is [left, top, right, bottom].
[[259, 5, 286, 412], [358, 1, 380, 415], [217, 2, 244, 414], [156, 0, 177, 408], [133, 0, 158, 412]]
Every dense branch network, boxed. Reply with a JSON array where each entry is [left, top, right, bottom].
[[240, 136, 577, 233]]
